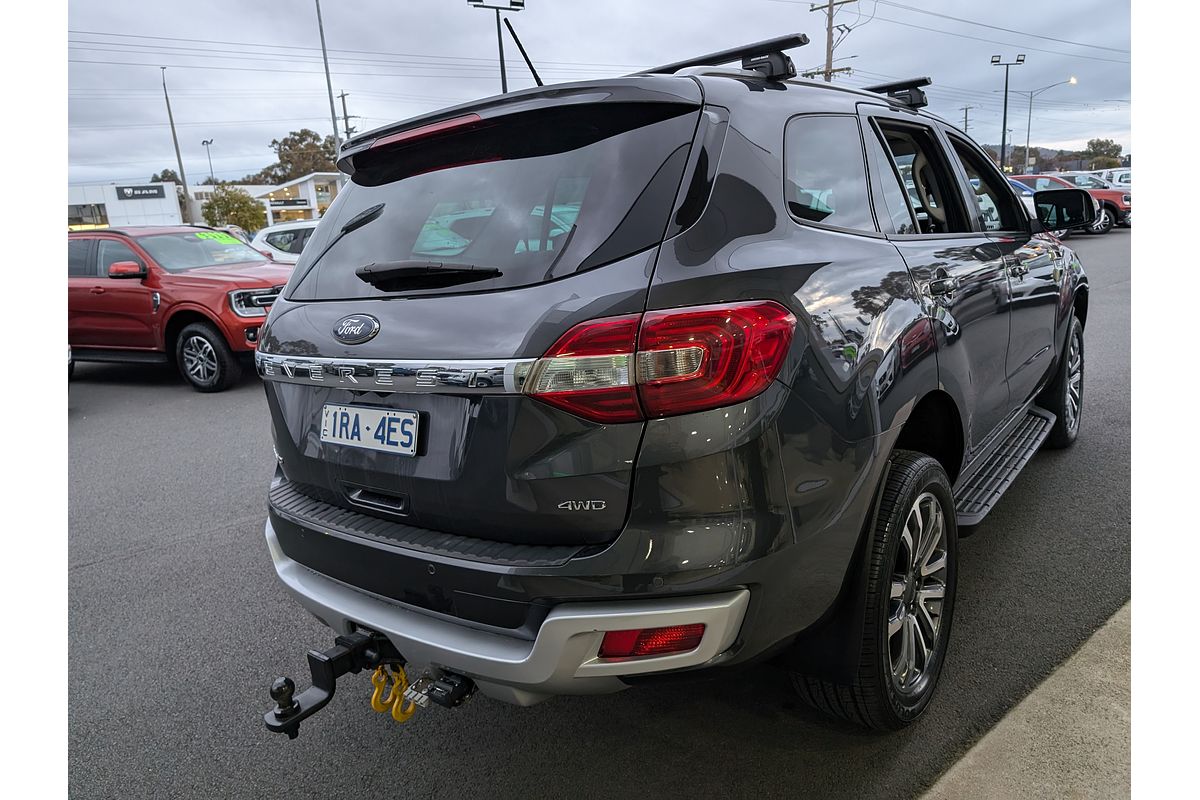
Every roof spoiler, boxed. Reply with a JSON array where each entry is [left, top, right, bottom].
[[636, 33, 809, 81], [861, 76, 932, 109]]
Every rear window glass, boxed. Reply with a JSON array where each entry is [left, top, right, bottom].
[[288, 102, 699, 300], [783, 115, 876, 232], [138, 231, 269, 272]]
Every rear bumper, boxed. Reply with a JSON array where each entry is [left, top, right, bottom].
[[266, 520, 750, 705]]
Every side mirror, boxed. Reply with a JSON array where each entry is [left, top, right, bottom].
[[108, 260, 147, 279], [257, 248, 275, 261], [1033, 188, 1096, 231]]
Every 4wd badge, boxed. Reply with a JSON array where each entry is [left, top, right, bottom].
[[558, 500, 607, 511]]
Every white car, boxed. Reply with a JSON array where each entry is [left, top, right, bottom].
[[250, 220, 319, 264], [1098, 168, 1132, 192]]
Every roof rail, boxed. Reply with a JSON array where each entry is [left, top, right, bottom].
[[861, 76, 932, 109], [637, 34, 809, 81]]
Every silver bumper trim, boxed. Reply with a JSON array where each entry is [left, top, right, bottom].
[[266, 521, 750, 705]]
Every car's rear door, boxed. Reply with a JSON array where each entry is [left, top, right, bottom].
[[861, 109, 1012, 459], [260, 82, 704, 547], [67, 237, 97, 347]]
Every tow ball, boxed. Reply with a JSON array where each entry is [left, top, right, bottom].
[[264, 631, 404, 739]]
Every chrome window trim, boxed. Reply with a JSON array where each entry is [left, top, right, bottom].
[[255, 351, 534, 393]]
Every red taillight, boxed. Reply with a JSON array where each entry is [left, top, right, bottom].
[[598, 624, 707, 659], [524, 301, 796, 423], [524, 314, 642, 423], [637, 301, 797, 418]]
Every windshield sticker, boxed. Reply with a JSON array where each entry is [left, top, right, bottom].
[[194, 231, 240, 244]]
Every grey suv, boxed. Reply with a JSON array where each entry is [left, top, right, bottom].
[[258, 35, 1094, 735]]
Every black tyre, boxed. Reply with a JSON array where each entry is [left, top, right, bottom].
[[1039, 314, 1084, 449], [175, 322, 241, 392], [791, 450, 958, 730], [1088, 206, 1114, 235]]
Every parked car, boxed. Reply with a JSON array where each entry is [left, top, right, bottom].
[[1098, 168, 1132, 192], [257, 36, 1094, 736], [68, 226, 292, 391], [1012, 173, 1129, 233], [250, 220, 320, 264]]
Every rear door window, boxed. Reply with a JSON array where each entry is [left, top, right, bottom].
[[782, 115, 876, 232], [68, 239, 92, 276], [289, 102, 700, 300], [266, 229, 309, 254]]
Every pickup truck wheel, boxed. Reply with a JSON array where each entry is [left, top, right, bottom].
[[1088, 206, 1114, 235], [1040, 315, 1084, 449], [176, 322, 240, 392], [790, 450, 957, 729]]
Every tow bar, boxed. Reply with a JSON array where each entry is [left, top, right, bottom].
[[264, 631, 475, 739]]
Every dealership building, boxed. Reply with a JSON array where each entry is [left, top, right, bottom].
[[67, 181, 184, 230], [68, 172, 342, 231]]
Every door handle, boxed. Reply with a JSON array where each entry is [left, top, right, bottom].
[[90, 287, 106, 295], [927, 275, 959, 296]]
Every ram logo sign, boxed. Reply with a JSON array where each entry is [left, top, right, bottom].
[[558, 500, 607, 511]]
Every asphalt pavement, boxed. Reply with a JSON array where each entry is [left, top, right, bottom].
[[68, 229, 1131, 800]]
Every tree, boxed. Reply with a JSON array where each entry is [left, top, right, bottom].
[[150, 168, 181, 184], [1083, 138, 1123, 161], [201, 185, 266, 232], [237, 128, 338, 185]]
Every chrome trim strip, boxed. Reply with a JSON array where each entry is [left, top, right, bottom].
[[255, 351, 534, 393]]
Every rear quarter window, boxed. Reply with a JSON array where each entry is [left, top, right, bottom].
[[783, 115, 876, 233]]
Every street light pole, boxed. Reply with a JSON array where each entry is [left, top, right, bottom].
[[468, 0, 526, 94], [201, 139, 215, 182], [314, 0, 343, 154], [991, 54, 1025, 172], [1021, 77, 1077, 174], [161, 67, 192, 223]]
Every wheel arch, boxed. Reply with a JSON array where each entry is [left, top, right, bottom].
[[163, 306, 227, 362], [891, 390, 965, 484]]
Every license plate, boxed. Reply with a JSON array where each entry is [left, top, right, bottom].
[[320, 404, 419, 456]]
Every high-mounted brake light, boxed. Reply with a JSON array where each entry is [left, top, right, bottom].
[[598, 624, 707, 659], [370, 113, 483, 151], [524, 301, 796, 423]]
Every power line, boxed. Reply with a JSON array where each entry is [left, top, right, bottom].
[[67, 29, 651, 70], [874, 1, 1130, 54], [866, 15, 1130, 64]]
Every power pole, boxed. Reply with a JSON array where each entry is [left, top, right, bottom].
[[160, 67, 191, 223], [960, 106, 975, 134], [314, 0, 343, 154], [810, 0, 857, 82], [337, 91, 357, 141]]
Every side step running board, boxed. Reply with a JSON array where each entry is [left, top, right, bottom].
[[954, 406, 1056, 527]]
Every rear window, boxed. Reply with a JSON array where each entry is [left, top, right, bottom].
[[138, 231, 269, 271], [288, 102, 699, 300]]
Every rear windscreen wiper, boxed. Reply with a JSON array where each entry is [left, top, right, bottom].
[[354, 261, 503, 291]]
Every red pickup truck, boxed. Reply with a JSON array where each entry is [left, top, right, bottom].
[[68, 226, 292, 391], [1011, 173, 1130, 234]]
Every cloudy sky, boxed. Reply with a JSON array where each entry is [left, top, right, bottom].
[[67, 0, 1131, 186]]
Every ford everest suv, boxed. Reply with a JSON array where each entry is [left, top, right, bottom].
[[68, 226, 292, 391], [258, 36, 1094, 734]]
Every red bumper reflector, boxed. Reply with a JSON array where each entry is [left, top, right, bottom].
[[598, 623, 706, 658]]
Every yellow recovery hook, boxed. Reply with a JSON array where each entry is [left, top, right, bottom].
[[370, 664, 417, 722]]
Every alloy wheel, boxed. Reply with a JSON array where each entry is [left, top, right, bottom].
[[888, 491, 949, 697], [182, 335, 219, 386], [1064, 326, 1083, 433]]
